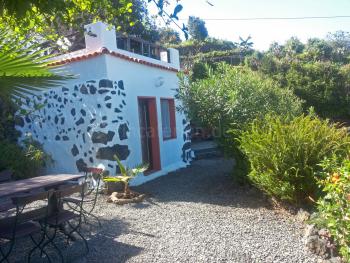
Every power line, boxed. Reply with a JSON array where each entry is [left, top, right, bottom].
[[178, 15, 350, 21]]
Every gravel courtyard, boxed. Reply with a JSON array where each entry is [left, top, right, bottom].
[[74, 157, 320, 263]]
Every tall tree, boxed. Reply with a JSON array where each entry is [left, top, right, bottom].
[[188, 16, 208, 41]]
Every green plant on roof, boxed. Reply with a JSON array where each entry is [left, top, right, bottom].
[[103, 155, 148, 194]]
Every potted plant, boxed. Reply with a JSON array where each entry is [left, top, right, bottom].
[[103, 155, 148, 204]]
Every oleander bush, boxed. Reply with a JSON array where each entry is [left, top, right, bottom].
[[238, 114, 350, 204], [315, 157, 350, 261], [178, 63, 303, 130]]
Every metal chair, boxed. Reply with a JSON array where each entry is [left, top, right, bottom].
[[0, 190, 52, 263], [40, 183, 88, 262], [0, 170, 12, 184], [63, 167, 103, 227]]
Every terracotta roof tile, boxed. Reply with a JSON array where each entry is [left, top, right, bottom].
[[48, 47, 178, 73]]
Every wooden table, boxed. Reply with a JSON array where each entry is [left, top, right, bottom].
[[0, 174, 84, 199]]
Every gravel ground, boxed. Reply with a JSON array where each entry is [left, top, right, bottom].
[[78, 157, 319, 263], [8, 157, 320, 263]]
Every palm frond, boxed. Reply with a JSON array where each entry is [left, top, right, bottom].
[[0, 28, 70, 99]]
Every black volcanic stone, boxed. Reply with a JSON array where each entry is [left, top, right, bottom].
[[14, 116, 24, 127], [74, 85, 79, 91], [25, 116, 31, 123], [118, 80, 124, 90], [82, 133, 86, 143], [183, 134, 186, 141], [182, 119, 186, 125], [62, 136, 69, 141], [98, 89, 109, 94], [60, 117, 65, 125], [97, 104, 101, 108], [54, 116, 59, 124], [102, 116, 107, 121], [118, 123, 129, 140], [106, 103, 111, 108], [62, 87, 69, 92], [64, 98, 68, 104], [121, 92, 126, 97], [122, 100, 126, 105], [71, 109, 76, 116], [96, 144, 130, 161], [99, 79, 113, 88], [80, 109, 86, 116], [75, 117, 84, 126], [89, 85, 97, 94], [182, 142, 191, 151], [100, 123, 108, 128], [184, 124, 191, 131], [89, 157, 93, 163], [91, 131, 115, 145], [111, 91, 116, 95], [114, 108, 121, 113], [80, 85, 88, 94], [87, 127, 92, 132], [55, 135, 61, 141], [104, 96, 111, 101], [90, 118, 96, 124], [76, 158, 87, 172]]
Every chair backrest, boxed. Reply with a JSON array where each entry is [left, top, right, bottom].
[[1, 190, 52, 228], [11, 190, 52, 207], [57, 183, 85, 198], [0, 170, 13, 183]]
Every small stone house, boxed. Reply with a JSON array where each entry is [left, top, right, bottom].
[[16, 22, 193, 185]]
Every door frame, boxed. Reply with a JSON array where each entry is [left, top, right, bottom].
[[137, 96, 161, 173]]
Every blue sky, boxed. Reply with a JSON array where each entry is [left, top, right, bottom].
[[148, 0, 350, 50]]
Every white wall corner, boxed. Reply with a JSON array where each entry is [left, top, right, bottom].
[[167, 48, 180, 70], [84, 21, 117, 51]]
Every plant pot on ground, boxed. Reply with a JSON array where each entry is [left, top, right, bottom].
[[103, 155, 148, 205]]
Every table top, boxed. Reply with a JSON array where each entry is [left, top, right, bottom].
[[0, 174, 84, 198]]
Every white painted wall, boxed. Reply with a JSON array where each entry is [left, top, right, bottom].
[[16, 22, 193, 185]]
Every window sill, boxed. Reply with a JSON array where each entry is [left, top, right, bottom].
[[163, 136, 177, 141]]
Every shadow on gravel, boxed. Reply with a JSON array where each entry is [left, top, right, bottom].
[[133, 157, 271, 210], [75, 217, 144, 263], [9, 216, 143, 263]]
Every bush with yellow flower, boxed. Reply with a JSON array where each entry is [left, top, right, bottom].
[[315, 156, 350, 261]]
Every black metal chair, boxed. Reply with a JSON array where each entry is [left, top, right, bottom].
[[63, 167, 103, 227], [0, 190, 52, 263], [39, 183, 88, 263], [0, 170, 12, 184]]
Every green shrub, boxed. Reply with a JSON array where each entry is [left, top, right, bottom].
[[178, 63, 303, 130], [315, 157, 350, 261], [0, 138, 52, 179], [238, 114, 350, 204]]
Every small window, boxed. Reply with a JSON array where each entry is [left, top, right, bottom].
[[161, 98, 176, 140]]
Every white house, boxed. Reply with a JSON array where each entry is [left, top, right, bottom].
[[15, 22, 193, 185]]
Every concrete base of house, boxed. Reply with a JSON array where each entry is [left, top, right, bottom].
[[130, 161, 190, 186]]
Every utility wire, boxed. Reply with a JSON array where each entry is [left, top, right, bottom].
[[178, 15, 350, 21]]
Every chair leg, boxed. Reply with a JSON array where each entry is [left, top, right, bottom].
[[66, 221, 89, 254], [28, 234, 52, 263], [0, 239, 14, 263], [0, 246, 10, 263], [41, 227, 64, 263]]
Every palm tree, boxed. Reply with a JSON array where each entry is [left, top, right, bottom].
[[236, 35, 254, 63], [0, 28, 67, 100]]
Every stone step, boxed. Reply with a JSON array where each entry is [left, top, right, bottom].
[[194, 148, 223, 160]]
